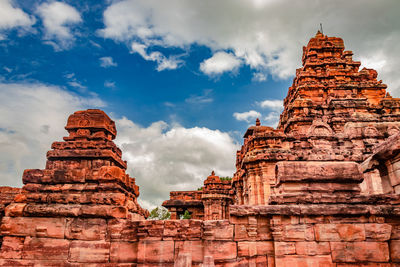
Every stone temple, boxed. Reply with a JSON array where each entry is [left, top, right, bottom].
[[0, 32, 400, 266]]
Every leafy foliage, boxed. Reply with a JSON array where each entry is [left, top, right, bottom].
[[147, 206, 171, 220], [181, 210, 191, 219], [220, 176, 232, 181]]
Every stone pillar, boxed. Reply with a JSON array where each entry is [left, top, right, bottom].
[[257, 163, 274, 204], [170, 208, 178, 220], [255, 168, 264, 205], [248, 169, 257, 205], [386, 154, 400, 193], [236, 186, 243, 205], [361, 170, 381, 194], [255, 171, 261, 205], [243, 179, 249, 205]]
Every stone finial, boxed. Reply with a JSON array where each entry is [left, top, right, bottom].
[[315, 30, 324, 38], [65, 109, 117, 141], [256, 118, 261, 126], [204, 171, 221, 185]]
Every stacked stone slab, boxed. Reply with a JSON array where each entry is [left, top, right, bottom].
[[0, 187, 20, 250], [163, 190, 204, 220], [163, 171, 233, 220], [0, 109, 148, 265]]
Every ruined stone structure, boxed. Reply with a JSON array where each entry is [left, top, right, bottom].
[[1, 32, 400, 266], [163, 171, 233, 220]]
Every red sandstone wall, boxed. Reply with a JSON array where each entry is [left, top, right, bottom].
[[0, 187, 20, 250], [1, 209, 400, 266], [0, 187, 20, 205]]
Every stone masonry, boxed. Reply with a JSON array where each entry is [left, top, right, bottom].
[[163, 171, 233, 220], [1, 32, 400, 266]]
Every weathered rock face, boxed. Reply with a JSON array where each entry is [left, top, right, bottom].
[[1, 32, 400, 266]]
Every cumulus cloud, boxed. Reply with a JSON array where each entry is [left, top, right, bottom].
[[263, 112, 280, 128], [233, 99, 283, 127], [0, 82, 105, 188], [233, 110, 261, 123], [131, 42, 183, 71], [257, 99, 284, 127], [99, 56, 117, 68], [36, 1, 82, 50], [114, 118, 239, 209], [200, 52, 241, 76], [0, 0, 35, 36], [99, 0, 400, 93], [259, 99, 283, 111]]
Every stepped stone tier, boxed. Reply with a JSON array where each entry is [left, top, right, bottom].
[[1, 32, 400, 266]]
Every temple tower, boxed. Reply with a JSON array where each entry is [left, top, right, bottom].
[[233, 31, 400, 205]]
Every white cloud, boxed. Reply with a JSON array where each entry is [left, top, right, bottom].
[[185, 89, 213, 104], [114, 118, 239, 209], [259, 99, 283, 111], [3, 67, 12, 73], [0, 81, 105, 188], [264, 111, 280, 128], [233, 110, 261, 123], [64, 73, 87, 92], [36, 1, 82, 50], [233, 99, 283, 126], [104, 80, 116, 89], [64, 73, 75, 79], [0, 0, 35, 34], [99, 56, 117, 68], [164, 102, 175, 108], [99, 0, 400, 94], [68, 81, 86, 91], [200, 51, 241, 76], [252, 72, 267, 82], [131, 42, 183, 71]]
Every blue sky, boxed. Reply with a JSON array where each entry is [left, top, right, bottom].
[[1, 0, 399, 208], [1, 0, 290, 134]]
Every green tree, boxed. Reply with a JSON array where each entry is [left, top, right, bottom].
[[147, 206, 170, 220], [181, 210, 191, 219]]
